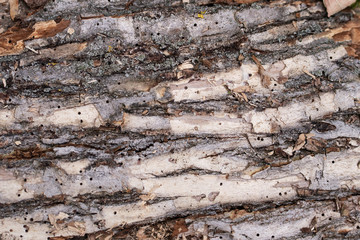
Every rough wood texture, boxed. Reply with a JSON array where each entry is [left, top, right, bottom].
[[0, 0, 360, 239]]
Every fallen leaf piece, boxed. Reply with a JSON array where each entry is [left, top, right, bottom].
[[323, 0, 356, 17], [192, 194, 206, 202], [293, 134, 306, 151], [9, 0, 19, 21], [313, 122, 336, 132], [23, 0, 49, 8], [252, 55, 271, 88], [305, 138, 327, 152], [0, 19, 70, 57], [208, 191, 220, 201]]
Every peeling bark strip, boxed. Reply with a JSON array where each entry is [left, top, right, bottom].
[[0, 0, 360, 239]]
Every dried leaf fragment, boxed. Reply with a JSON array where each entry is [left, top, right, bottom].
[[252, 55, 271, 88], [0, 19, 70, 57], [208, 191, 220, 201], [9, 0, 19, 21], [323, 0, 356, 17]]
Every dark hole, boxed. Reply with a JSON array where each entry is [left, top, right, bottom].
[[20, 235, 23, 238], [43, 8, 47, 12], [25, 230, 28, 233], [274, 84, 277, 86], [80, 183, 83, 185], [24, 218, 26, 221], [57, 106, 60, 108], [118, 82, 121, 85], [271, 236, 274, 239], [249, 73, 252, 77], [24, 179, 27, 182], [25, 212, 28, 215], [99, 186, 102, 189], [97, 23, 99, 26], [157, 33, 160, 36], [220, 182, 223, 186], [18, 194, 21, 197], [8, 40, 12, 43], [108, 61, 111, 65], [266, 196, 268, 198], [279, 192, 282, 196], [1, 16, 4, 19], [78, 112, 81, 115], [256, 233, 260, 237], [30, 218, 33, 222], [332, 161, 335, 164], [182, 36, 185, 39], [322, 213, 325, 216], [257, 137, 260, 140], [357, 226, 360, 229], [40, 124, 43, 127], [322, 71, 325, 75], [194, 23, 197, 27], [80, 119, 83, 123], [151, 33, 153, 36], [114, 211, 117, 215], [8, 98, 11, 102], [136, 27, 139, 30], [184, 86, 188, 90], [330, 56, 333, 59], [90, 178, 93, 181], [106, 100, 109, 103], [284, 192, 287, 195], [79, 170, 82, 173], [215, 21, 218, 24], [261, 138, 264, 141], [55, 179, 58, 181], [329, 217, 332, 221]]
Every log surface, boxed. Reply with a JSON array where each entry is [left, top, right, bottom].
[[0, 0, 360, 239]]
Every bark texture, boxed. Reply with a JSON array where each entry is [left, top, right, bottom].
[[0, 0, 360, 239]]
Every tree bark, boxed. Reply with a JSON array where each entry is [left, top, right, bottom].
[[1, 0, 360, 239]]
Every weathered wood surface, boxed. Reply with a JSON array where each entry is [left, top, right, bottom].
[[0, 0, 360, 239]]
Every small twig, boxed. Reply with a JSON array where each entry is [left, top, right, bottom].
[[25, 46, 39, 54], [244, 134, 255, 150], [96, 33, 108, 37], [125, 0, 135, 9]]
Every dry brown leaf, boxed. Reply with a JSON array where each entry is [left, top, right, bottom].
[[323, 0, 355, 17], [294, 134, 306, 151], [240, 92, 248, 102], [0, 19, 70, 56], [208, 191, 220, 201], [67, 221, 86, 236], [252, 55, 271, 88], [232, 85, 254, 93], [9, 0, 19, 21], [351, 28, 360, 44], [23, 0, 49, 8]]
